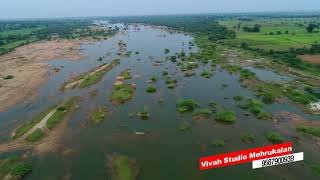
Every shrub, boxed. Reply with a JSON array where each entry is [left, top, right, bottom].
[[266, 132, 284, 143], [192, 108, 211, 118], [10, 163, 32, 177], [201, 71, 211, 78], [146, 85, 157, 93], [240, 69, 256, 80], [137, 111, 150, 120], [297, 126, 320, 137], [211, 139, 225, 147], [240, 99, 271, 120], [90, 107, 107, 124], [241, 132, 255, 143], [149, 75, 157, 81], [3, 75, 14, 80], [214, 111, 236, 123], [177, 99, 198, 113], [179, 122, 191, 131], [111, 84, 135, 103], [119, 69, 132, 80], [233, 96, 244, 102], [162, 71, 169, 76]]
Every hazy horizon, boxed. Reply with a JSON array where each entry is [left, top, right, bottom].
[[2, 0, 320, 19]]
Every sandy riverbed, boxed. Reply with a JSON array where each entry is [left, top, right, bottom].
[[0, 39, 84, 112]]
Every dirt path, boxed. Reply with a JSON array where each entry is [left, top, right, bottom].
[[19, 108, 57, 140], [64, 63, 111, 89]]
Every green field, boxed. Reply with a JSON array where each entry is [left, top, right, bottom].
[[220, 18, 320, 51]]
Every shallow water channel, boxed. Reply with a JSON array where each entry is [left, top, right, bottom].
[[0, 24, 320, 180]]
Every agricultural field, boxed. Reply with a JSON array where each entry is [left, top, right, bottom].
[[220, 17, 320, 51]]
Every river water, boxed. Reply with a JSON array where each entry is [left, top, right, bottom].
[[0, 24, 320, 180]]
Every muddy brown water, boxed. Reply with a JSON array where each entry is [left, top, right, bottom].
[[0, 24, 320, 180]]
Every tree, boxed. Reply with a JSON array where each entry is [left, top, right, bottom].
[[243, 24, 261, 32], [306, 23, 318, 33]]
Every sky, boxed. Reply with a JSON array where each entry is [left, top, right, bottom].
[[2, 0, 320, 19]]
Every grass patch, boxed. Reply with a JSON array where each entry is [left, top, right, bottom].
[[239, 99, 271, 120], [192, 108, 211, 119], [233, 95, 244, 102], [10, 162, 32, 178], [3, 75, 14, 80], [200, 70, 212, 78], [119, 69, 132, 80], [177, 99, 199, 113], [165, 77, 177, 89], [12, 106, 56, 139], [149, 75, 157, 81], [79, 71, 105, 88], [310, 164, 320, 174], [46, 97, 78, 129], [297, 125, 320, 137], [223, 65, 242, 74], [214, 111, 236, 123], [0, 157, 20, 178], [146, 85, 157, 93], [241, 132, 255, 143], [108, 155, 139, 180], [89, 107, 107, 124], [266, 131, 284, 143], [162, 70, 169, 76], [240, 69, 256, 81], [25, 128, 45, 142], [179, 122, 191, 131], [211, 139, 225, 147], [136, 111, 150, 120], [287, 89, 317, 105], [62, 59, 120, 90], [111, 84, 135, 104]]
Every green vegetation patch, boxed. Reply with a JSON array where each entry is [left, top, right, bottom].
[[0, 157, 32, 179], [111, 84, 135, 104], [108, 155, 139, 180], [119, 69, 132, 80], [146, 85, 157, 93], [287, 88, 317, 105], [46, 97, 79, 129], [90, 107, 107, 124], [177, 99, 199, 113], [179, 122, 191, 131], [240, 69, 256, 81], [25, 128, 45, 142], [233, 95, 244, 102], [239, 99, 271, 120], [149, 75, 157, 82], [12, 106, 56, 139], [200, 70, 212, 79], [266, 131, 284, 143], [10, 162, 32, 178], [165, 77, 177, 89], [297, 125, 320, 137], [62, 59, 120, 90], [2, 75, 14, 80], [211, 139, 225, 147], [136, 111, 150, 120], [241, 132, 255, 143], [192, 108, 211, 119], [214, 111, 236, 123]]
